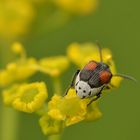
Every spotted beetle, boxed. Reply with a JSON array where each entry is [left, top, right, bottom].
[[65, 43, 136, 105]]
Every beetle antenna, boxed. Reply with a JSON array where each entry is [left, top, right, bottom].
[[95, 41, 103, 62], [113, 73, 137, 83]]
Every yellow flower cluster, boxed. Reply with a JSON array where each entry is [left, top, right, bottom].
[[39, 113, 64, 135], [39, 89, 102, 135], [0, 0, 34, 39], [3, 82, 48, 113], [0, 42, 37, 86], [1, 41, 122, 136], [52, 0, 98, 15], [0, 42, 70, 86], [0, 58, 37, 86], [38, 56, 69, 77], [0, 0, 98, 40]]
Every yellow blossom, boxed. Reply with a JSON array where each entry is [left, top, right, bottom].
[[0, 0, 34, 39], [52, 0, 98, 15], [0, 58, 37, 86], [38, 56, 69, 77], [30, 0, 45, 4], [11, 42, 25, 55], [67, 42, 122, 88], [39, 114, 64, 135], [0, 70, 14, 86], [12, 82, 48, 113], [12, 58, 37, 80], [2, 84, 20, 106], [48, 88, 102, 127], [84, 101, 102, 121]]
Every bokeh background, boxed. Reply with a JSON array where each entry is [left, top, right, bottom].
[[0, 0, 140, 140]]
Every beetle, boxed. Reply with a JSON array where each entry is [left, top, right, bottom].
[[65, 42, 136, 105]]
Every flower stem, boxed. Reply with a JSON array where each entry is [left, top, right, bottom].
[[53, 77, 62, 95], [50, 78, 62, 139], [0, 41, 19, 140], [0, 106, 19, 140], [48, 134, 61, 140]]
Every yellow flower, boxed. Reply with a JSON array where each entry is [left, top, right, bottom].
[[11, 42, 25, 56], [30, 0, 45, 4], [39, 114, 64, 135], [0, 58, 37, 86], [0, 70, 14, 87], [12, 82, 48, 113], [13, 58, 37, 80], [0, 0, 34, 39], [52, 0, 98, 15], [38, 56, 69, 77], [84, 101, 102, 121], [108, 60, 123, 88], [2, 84, 20, 106], [67, 42, 122, 88], [48, 88, 102, 126]]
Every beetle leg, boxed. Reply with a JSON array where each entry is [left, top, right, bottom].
[[70, 70, 80, 87], [104, 83, 116, 90], [87, 86, 105, 106], [87, 93, 101, 106], [64, 70, 80, 96]]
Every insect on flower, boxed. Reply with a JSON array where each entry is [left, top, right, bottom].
[[65, 42, 136, 105]]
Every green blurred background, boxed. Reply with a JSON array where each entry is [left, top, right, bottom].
[[0, 0, 140, 140]]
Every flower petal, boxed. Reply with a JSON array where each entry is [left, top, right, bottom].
[[39, 56, 69, 77], [12, 82, 48, 113], [2, 84, 19, 106], [39, 114, 64, 135], [52, 0, 98, 15], [0, 58, 37, 86], [48, 89, 89, 126], [84, 102, 102, 121]]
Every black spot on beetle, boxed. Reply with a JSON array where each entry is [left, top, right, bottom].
[[88, 91, 91, 96], [76, 90, 78, 93], [79, 87, 81, 90], [83, 90, 86, 93], [82, 96, 86, 99]]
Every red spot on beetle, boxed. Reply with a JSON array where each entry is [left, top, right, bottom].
[[99, 71, 112, 84], [84, 61, 97, 70]]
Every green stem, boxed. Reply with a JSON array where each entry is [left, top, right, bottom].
[[0, 106, 19, 140], [0, 41, 19, 140], [48, 77, 62, 140], [48, 134, 61, 140], [53, 77, 62, 95]]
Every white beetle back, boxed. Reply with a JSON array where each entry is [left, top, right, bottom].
[[75, 73, 104, 98]]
